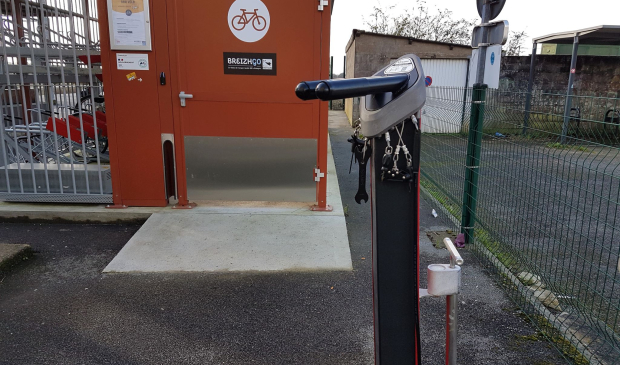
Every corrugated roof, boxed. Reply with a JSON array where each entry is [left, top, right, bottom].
[[345, 29, 472, 52], [533, 25, 620, 45]]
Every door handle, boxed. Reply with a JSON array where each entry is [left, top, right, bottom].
[[179, 91, 193, 107]]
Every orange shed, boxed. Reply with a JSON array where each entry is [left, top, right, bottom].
[[97, 0, 332, 208]]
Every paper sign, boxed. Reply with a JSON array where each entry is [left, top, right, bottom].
[[117, 53, 149, 70], [108, 0, 151, 51]]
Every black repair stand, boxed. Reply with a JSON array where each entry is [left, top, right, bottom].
[[370, 115, 421, 365]]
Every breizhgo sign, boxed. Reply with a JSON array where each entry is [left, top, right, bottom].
[[223, 52, 277, 76]]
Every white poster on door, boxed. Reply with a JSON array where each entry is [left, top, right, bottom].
[[108, 0, 152, 51]]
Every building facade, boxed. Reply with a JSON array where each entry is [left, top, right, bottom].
[[344, 30, 472, 123]]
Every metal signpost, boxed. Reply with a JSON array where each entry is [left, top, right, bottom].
[[473, 0, 507, 84], [471, 20, 509, 49], [462, 0, 507, 244]]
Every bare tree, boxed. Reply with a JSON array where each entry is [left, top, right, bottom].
[[364, 1, 478, 45], [504, 30, 528, 56]]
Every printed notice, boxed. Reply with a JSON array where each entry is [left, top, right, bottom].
[[223, 52, 277, 76], [109, 0, 151, 50], [117, 53, 149, 70]]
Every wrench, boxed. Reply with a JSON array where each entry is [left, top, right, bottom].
[[354, 141, 372, 204]]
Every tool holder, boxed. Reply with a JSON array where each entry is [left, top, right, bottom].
[[420, 237, 464, 365]]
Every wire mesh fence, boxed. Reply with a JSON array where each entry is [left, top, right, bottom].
[[421, 86, 620, 365], [0, 0, 111, 203]]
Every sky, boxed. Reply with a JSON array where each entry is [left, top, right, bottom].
[[330, 0, 620, 74]]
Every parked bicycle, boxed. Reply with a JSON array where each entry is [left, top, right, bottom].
[[568, 107, 581, 132], [231, 9, 267, 31], [604, 109, 620, 136], [2, 93, 109, 165]]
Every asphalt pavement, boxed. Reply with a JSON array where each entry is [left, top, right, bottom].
[[0, 111, 566, 365]]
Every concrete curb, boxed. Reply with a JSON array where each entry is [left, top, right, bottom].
[[0, 203, 155, 224], [0, 244, 33, 272]]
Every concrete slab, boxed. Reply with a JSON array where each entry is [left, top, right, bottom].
[[103, 213, 351, 272], [104, 136, 352, 272], [0, 243, 32, 270]]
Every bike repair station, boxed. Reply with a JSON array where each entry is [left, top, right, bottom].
[[0, 1, 464, 364]]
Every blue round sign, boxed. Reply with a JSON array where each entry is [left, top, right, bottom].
[[425, 76, 433, 87], [490, 52, 495, 65]]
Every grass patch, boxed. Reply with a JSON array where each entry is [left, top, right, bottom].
[[546, 142, 589, 152], [421, 178, 593, 364], [530, 315, 591, 365], [419, 177, 461, 220]]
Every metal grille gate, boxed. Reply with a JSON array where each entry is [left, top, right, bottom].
[[0, 0, 112, 203]]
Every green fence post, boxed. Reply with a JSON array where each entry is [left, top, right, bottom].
[[461, 83, 487, 243]]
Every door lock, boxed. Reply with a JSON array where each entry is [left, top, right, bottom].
[[179, 91, 193, 107]]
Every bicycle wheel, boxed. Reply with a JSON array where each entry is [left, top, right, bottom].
[[85, 136, 108, 155], [74, 92, 106, 114], [75, 92, 94, 114], [253, 16, 267, 31], [568, 107, 581, 135], [231, 15, 246, 30], [604, 110, 620, 136]]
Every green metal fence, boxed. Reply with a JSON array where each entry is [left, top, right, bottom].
[[420, 86, 620, 365]]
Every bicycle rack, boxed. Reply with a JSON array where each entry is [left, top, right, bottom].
[[2, 112, 109, 165]]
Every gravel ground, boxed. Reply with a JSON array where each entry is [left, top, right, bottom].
[[0, 111, 566, 365]]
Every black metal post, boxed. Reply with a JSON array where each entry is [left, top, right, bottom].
[[342, 55, 346, 106], [371, 116, 421, 364], [475, 1, 491, 85], [329, 56, 333, 110], [523, 41, 537, 135], [561, 35, 579, 144]]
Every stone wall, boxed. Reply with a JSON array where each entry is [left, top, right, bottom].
[[500, 55, 620, 96], [344, 39, 356, 122]]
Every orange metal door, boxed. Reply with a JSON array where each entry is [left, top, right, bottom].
[[97, 0, 173, 207], [166, 0, 330, 206]]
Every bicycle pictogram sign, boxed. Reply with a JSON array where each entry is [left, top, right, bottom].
[[231, 9, 267, 31], [228, 0, 270, 43]]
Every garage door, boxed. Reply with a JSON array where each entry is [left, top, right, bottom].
[[420, 59, 469, 133]]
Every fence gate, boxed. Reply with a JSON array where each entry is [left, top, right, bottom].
[[0, 0, 111, 203]]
